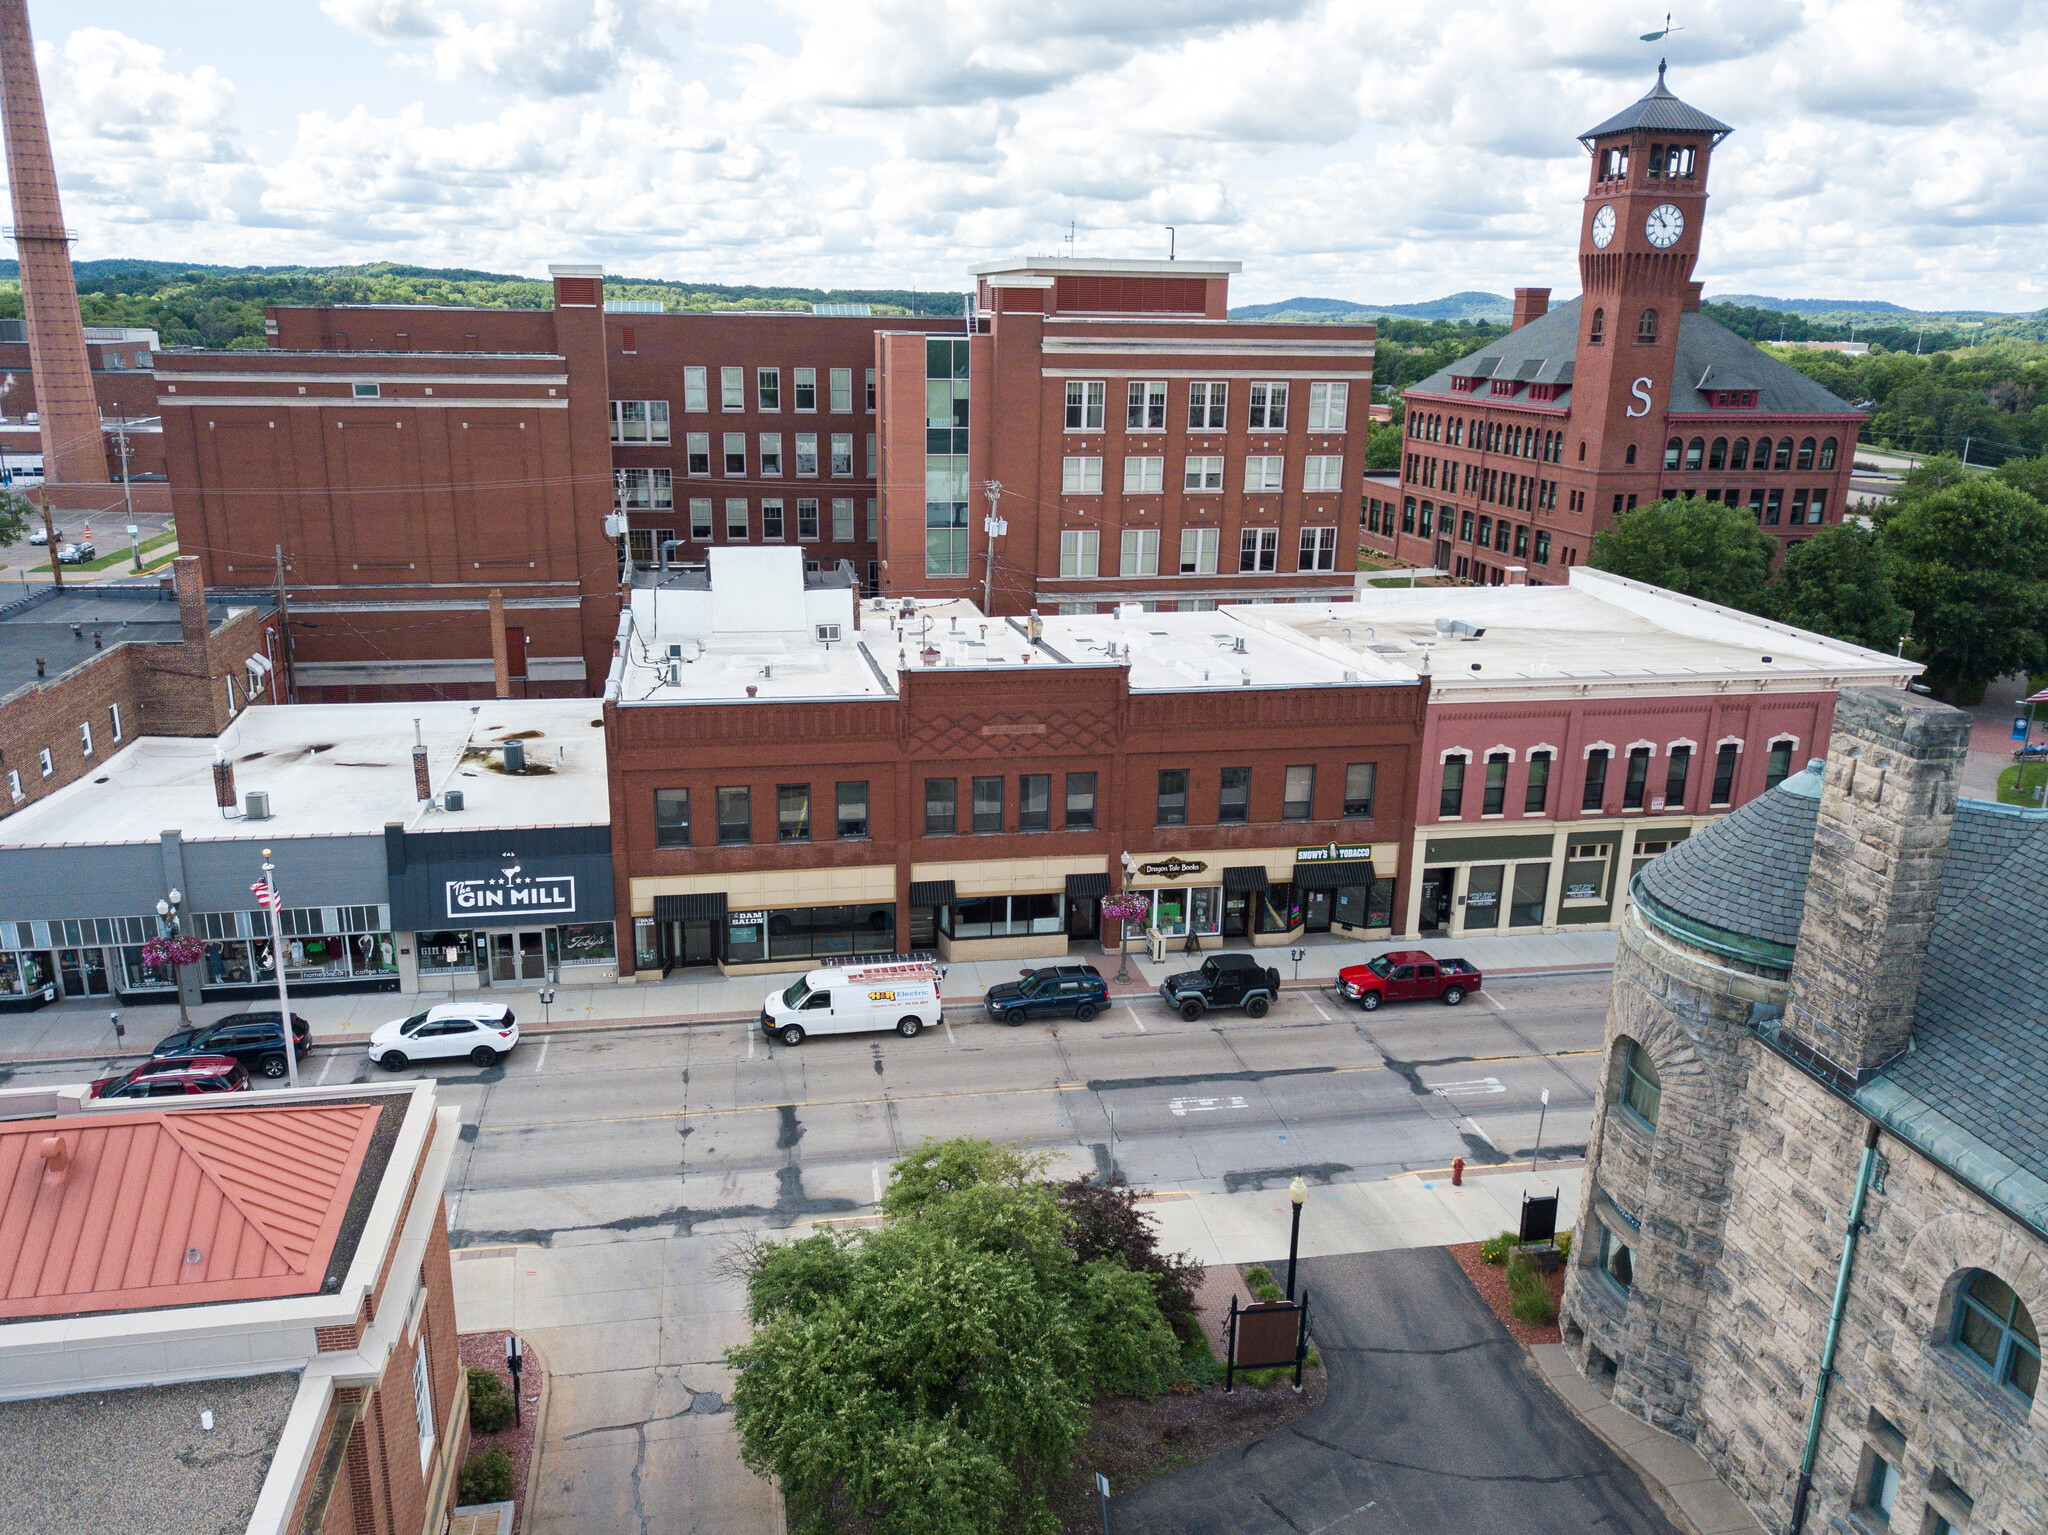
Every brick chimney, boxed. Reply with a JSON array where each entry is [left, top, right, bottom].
[[1683, 281, 1704, 312], [489, 589, 511, 699], [1782, 687, 1971, 1080], [1511, 288, 1550, 331], [173, 555, 210, 658]]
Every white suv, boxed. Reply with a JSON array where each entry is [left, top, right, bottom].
[[369, 1001, 519, 1069]]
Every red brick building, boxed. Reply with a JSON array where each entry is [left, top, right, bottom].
[[1363, 67, 1862, 583], [878, 258, 1375, 613]]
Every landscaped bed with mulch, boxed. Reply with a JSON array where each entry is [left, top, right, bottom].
[[457, 1330, 542, 1533], [1449, 1237, 1569, 1346]]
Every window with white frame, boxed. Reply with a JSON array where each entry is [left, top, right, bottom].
[[79, 721, 93, 756], [723, 433, 746, 475], [1248, 381, 1288, 430], [794, 367, 817, 410], [1127, 381, 1166, 430], [726, 498, 749, 540], [1179, 527, 1218, 574], [830, 433, 854, 476], [1184, 455, 1224, 492], [759, 433, 783, 476], [616, 468, 673, 508], [833, 498, 855, 540], [109, 703, 122, 742], [756, 368, 780, 410], [720, 366, 744, 410], [1239, 527, 1279, 572], [830, 368, 853, 412], [1299, 526, 1338, 570], [865, 367, 876, 412], [1121, 528, 1159, 576], [6, 769, 20, 801], [1188, 381, 1227, 430], [1307, 381, 1349, 431], [1060, 529, 1099, 577], [683, 366, 708, 412], [689, 498, 713, 540], [865, 432, 876, 477], [796, 498, 820, 540], [610, 400, 671, 444], [761, 499, 785, 541], [412, 1339, 435, 1471], [866, 498, 879, 541], [224, 676, 237, 715], [1123, 456, 1164, 493], [1065, 379, 1105, 430], [795, 433, 819, 476], [1063, 456, 1103, 493], [1243, 455, 1284, 491], [1303, 454, 1344, 491], [685, 432, 710, 476]]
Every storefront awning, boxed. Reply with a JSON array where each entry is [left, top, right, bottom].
[[654, 892, 726, 921], [1222, 866, 1269, 893], [1064, 872, 1110, 899], [908, 880, 956, 906], [1292, 859, 1372, 891]]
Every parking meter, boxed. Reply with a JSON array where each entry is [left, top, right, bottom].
[[1289, 947, 1306, 982]]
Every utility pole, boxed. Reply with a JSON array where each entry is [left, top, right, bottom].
[[37, 489, 59, 589], [274, 544, 296, 704], [981, 481, 1006, 614]]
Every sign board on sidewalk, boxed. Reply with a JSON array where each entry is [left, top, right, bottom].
[[1234, 1301, 1303, 1369]]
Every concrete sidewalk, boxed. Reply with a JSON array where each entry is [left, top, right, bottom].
[[1, 925, 1617, 1063]]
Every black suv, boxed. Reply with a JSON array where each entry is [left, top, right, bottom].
[[984, 965, 1109, 1025], [1157, 953, 1282, 1021], [152, 1011, 312, 1081]]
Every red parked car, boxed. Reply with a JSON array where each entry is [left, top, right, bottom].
[[91, 1055, 251, 1100], [1337, 950, 1483, 1010]]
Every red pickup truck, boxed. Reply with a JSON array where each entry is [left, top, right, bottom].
[[1336, 950, 1482, 1010]]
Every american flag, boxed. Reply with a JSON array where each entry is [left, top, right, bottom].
[[251, 880, 282, 912]]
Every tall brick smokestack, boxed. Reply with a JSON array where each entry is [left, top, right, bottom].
[[0, 0, 105, 488]]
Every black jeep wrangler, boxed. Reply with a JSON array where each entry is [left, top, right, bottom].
[[1157, 952, 1282, 1021]]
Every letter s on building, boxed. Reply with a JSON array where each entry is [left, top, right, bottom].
[[1626, 377, 1653, 418]]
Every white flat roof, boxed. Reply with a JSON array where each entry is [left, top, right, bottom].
[[0, 700, 607, 848], [1247, 567, 1919, 697]]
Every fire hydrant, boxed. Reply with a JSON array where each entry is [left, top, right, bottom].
[[1452, 1156, 1465, 1187]]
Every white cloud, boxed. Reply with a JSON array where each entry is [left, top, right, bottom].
[[18, 0, 2048, 311]]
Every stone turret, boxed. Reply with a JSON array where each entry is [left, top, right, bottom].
[[1780, 687, 1970, 1081]]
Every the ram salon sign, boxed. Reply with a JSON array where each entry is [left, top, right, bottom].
[[446, 864, 577, 920]]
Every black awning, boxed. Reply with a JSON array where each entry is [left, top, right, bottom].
[[654, 892, 726, 921], [1291, 859, 1373, 891], [1222, 865, 1270, 893], [1064, 872, 1110, 899], [908, 880, 956, 906]]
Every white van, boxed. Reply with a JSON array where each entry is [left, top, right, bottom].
[[761, 959, 944, 1046]]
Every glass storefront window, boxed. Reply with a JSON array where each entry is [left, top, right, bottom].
[[118, 947, 176, 991], [559, 922, 618, 964], [634, 919, 659, 970], [1258, 882, 1302, 934], [1563, 844, 1612, 903], [1509, 864, 1550, 927], [1367, 877, 1396, 928], [417, 930, 476, 974], [1186, 887, 1222, 936], [0, 950, 51, 996], [730, 904, 894, 967], [1464, 865, 1505, 930], [945, 894, 1062, 939], [205, 940, 257, 985]]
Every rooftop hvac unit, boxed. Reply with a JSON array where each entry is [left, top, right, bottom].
[[243, 790, 271, 821], [444, 789, 464, 812], [503, 739, 526, 773]]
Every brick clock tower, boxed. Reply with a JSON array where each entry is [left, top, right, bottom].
[[1566, 63, 1733, 519]]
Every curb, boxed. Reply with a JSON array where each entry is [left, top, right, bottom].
[[518, 1333, 553, 1535]]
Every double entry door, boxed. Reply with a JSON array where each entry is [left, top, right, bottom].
[[485, 929, 553, 984]]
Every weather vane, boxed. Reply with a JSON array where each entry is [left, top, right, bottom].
[[1640, 11, 1683, 41]]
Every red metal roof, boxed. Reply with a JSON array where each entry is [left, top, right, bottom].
[[0, 1102, 381, 1319]]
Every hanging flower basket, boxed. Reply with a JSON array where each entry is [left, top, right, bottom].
[[1100, 891, 1152, 925], [141, 935, 205, 970]]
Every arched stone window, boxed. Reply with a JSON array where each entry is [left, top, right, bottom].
[[1952, 1270, 2039, 1402], [1797, 436, 1817, 471], [1709, 437, 1728, 471], [1616, 1038, 1661, 1129], [1664, 437, 1684, 471], [1731, 436, 1751, 471], [1774, 437, 1794, 471], [1819, 436, 1838, 470], [1590, 307, 1605, 344], [1636, 308, 1658, 344], [1685, 437, 1705, 471]]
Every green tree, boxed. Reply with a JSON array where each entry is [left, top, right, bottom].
[[1879, 476, 2048, 702], [0, 488, 31, 546], [1363, 419, 1403, 471], [1764, 522, 1911, 653], [1585, 497, 1778, 611], [730, 1139, 1182, 1535], [1994, 452, 2048, 503]]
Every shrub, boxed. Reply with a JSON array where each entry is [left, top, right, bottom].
[[1241, 1264, 1284, 1302], [1479, 1230, 1519, 1265], [467, 1367, 515, 1434], [458, 1447, 516, 1505], [1555, 1231, 1573, 1262], [1510, 1287, 1558, 1325], [1058, 1174, 1206, 1339]]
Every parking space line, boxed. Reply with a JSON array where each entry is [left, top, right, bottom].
[[943, 1015, 957, 1045], [747, 1029, 755, 1060], [534, 1038, 550, 1074], [1482, 991, 1506, 1012], [1311, 1002, 1330, 1021], [1125, 1005, 1146, 1033], [315, 1053, 337, 1087]]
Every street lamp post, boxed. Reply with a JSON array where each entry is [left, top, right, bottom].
[[1286, 1175, 1308, 1300], [258, 849, 301, 1089], [156, 889, 191, 1028]]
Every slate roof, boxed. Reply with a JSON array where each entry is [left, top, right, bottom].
[[1405, 300, 1859, 421], [1633, 760, 1823, 960], [1580, 67, 1734, 142]]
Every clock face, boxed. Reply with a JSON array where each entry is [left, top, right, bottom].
[[1591, 205, 1616, 249], [1645, 203, 1685, 248]]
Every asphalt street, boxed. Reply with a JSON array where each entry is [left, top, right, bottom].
[[2, 974, 1606, 1245], [1110, 1246, 1684, 1535]]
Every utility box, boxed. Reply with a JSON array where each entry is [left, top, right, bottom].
[[503, 740, 525, 773], [243, 790, 271, 820], [444, 789, 465, 812]]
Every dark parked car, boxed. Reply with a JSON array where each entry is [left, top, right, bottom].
[[57, 540, 96, 563], [983, 964, 1109, 1025], [1158, 952, 1282, 1021], [153, 1011, 312, 1081], [92, 1055, 250, 1099]]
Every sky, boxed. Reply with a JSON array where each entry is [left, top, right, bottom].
[[15, 0, 2047, 312]]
